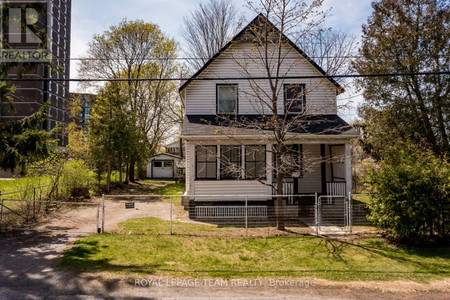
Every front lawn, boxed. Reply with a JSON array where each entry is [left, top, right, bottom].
[[0, 176, 51, 198], [61, 218, 449, 282], [148, 182, 185, 197], [352, 194, 370, 205]]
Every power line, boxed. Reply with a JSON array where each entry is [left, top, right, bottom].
[[3, 71, 449, 82], [46, 55, 450, 61]]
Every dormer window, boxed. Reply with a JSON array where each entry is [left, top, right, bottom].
[[217, 84, 238, 114], [284, 84, 306, 113]]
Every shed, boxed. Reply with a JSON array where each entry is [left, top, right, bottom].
[[146, 153, 183, 179]]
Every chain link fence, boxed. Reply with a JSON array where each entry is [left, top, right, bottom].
[[0, 186, 372, 236], [101, 193, 372, 237], [0, 181, 98, 233]]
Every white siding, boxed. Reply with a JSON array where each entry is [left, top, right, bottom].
[[194, 181, 269, 201], [185, 43, 337, 116]]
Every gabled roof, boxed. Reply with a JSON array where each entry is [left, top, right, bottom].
[[149, 153, 182, 160], [165, 140, 181, 148], [179, 13, 344, 93]]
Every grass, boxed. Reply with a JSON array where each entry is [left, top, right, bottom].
[[0, 176, 50, 196], [138, 179, 168, 186], [127, 180, 186, 203], [61, 217, 450, 282], [352, 194, 370, 205], [148, 182, 185, 203]]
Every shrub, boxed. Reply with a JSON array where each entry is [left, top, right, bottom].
[[61, 159, 95, 200], [366, 143, 449, 245]]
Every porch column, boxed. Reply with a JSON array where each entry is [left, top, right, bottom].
[[266, 143, 273, 199], [345, 142, 352, 195], [320, 144, 327, 195], [188, 142, 196, 197], [217, 144, 221, 180]]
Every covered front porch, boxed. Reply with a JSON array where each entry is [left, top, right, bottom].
[[272, 143, 351, 201], [271, 143, 351, 226], [182, 139, 354, 231], [185, 140, 352, 202]]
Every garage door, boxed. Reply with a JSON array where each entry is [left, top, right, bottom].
[[153, 160, 174, 178]]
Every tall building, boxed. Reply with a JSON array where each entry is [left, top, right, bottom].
[[0, 0, 72, 145], [69, 93, 96, 130]]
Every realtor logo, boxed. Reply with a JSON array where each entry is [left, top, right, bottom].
[[0, 0, 51, 62]]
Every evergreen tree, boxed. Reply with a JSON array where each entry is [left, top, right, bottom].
[[354, 0, 449, 158]]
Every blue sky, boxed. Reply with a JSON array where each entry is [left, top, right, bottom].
[[70, 0, 374, 120]]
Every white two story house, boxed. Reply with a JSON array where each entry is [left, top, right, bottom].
[[180, 14, 359, 221]]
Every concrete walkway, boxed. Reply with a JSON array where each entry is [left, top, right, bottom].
[[301, 218, 349, 235]]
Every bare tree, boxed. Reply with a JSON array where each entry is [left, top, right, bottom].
[[180, 0, 245, 72], [298, 29, 359, 116], [298, 30, 358, 84]]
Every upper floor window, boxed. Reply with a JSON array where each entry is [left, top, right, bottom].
[[217, 84, 238, 114], [284, 84, 306, 113]]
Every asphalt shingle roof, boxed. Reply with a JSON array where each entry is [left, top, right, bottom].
[[182, 114, 359, 137]]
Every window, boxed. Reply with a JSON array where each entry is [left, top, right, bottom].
[[221, 145, 241, 179], [245, 145, 266, 179], [153, 161, 163, 168], [284, 84, 305, 113], [272, 145, 304, 178], [217, 84, 238, 114], [164, 161, 174, 168], [196, 146, 217, 179]]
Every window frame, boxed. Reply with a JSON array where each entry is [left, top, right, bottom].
[[164, 160, 174, 168], [220, 145, 242, 180], [152, 160, 163, 168], [284, 84, 306, 113], [245, 145, 267, 180], [195, 146, 218, 180], [216, 84, 239, 115]]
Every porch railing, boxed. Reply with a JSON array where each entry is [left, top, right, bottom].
[[272, 181, 295, 204], [325, 182, 346, 204], [195, 206, 268, 218], [326, 181, 346, 196]]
